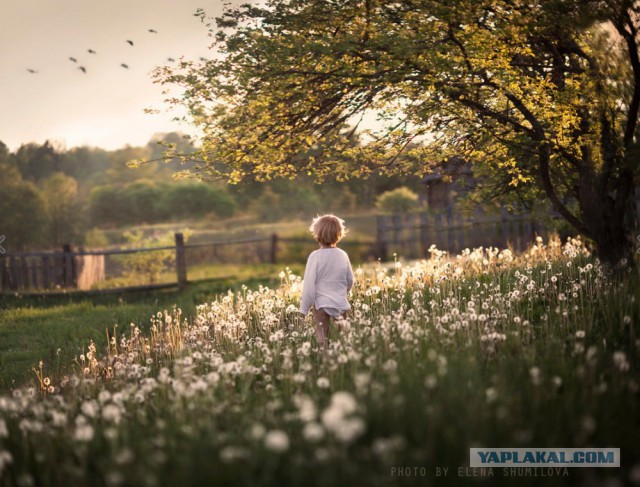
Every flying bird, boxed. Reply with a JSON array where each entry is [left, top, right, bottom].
[[27, 68, 38, 74], [199, 57, 207, 61], [148, 29, 157, 33], [120, 63, 129, 69], [88, 49, 96, 54], [167, 57, 175, 62], [79, 66, 87, 73], [126, 40, 134, 46], [69, 57, 77, 62]]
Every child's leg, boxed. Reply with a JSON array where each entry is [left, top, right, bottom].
[[313, 308, 331, 348], [335, 311, 348, 333]]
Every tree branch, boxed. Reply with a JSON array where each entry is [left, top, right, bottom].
[[538, 143, 589, 235], [613, 9, 640, 147]]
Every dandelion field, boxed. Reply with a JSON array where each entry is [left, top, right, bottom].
[[0, 238, 638, 486]]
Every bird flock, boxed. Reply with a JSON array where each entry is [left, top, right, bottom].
[[25, 28, 183, 75]]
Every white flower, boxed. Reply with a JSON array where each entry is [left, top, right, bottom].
[[529, 367, 542, 386], [81, 400, 99, 418], [485, 387, 498, 403], [220, 446, 250, 463], [74, 423, 94, 442], [424, 375, 438, 389], [264, 430, 290, 453], [329, 392, 357, 416], [333, 417, 366, 444], [102, 404, 122, 424], [613, 351, 630, 372], [293, 395, 317, 422], [98, 390, 112, 404], [249, 423, 266, 440], [302, 422, 325, 443], [316, 377, 330, 389], [383, 359, 398, 372]]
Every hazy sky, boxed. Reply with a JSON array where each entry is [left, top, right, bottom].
[[0, 0, 229, 151]]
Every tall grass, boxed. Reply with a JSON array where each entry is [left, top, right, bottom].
[[0, 237, 638, 486]]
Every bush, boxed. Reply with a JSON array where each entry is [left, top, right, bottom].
[[160, 182, 236, 220], [375, 186, 420, 214]]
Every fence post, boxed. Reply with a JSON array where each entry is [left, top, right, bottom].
[[270, 233, 278, 264], [175, 233, 187, 290], [62, 244, 77, 288], [41, 255, 50, 289]]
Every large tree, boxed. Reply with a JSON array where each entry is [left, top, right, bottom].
[[155, 0, 640, 265]]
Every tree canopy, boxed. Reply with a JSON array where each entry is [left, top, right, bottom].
[[156, 0, 640, 264]]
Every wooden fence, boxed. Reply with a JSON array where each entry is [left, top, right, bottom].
[[376, 208, 548, 261], [0, 204, 609, 295], [0, 234, 377, 294]]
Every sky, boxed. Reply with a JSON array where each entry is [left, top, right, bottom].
[[0, 0, 230, 151]]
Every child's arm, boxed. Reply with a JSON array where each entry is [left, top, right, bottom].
[[346, 254, 355, 291], [299, 253, 318, 315]]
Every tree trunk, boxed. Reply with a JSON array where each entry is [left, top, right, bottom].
[[579, 168, 636, 268]]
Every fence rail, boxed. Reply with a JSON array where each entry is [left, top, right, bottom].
[[0, 234, 378, 294], [0, 209, 550, 295], [376, 208, 548, 260]]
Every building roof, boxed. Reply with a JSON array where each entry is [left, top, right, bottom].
[[420, 156, 473, 184]]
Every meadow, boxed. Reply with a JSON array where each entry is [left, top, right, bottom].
[[0, 237, 638, 486]]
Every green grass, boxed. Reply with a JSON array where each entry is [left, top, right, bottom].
[[0, 276, 278, 390], [0, 239, 638, 486]]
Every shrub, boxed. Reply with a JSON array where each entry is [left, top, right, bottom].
[[375, 186, 420, 214]]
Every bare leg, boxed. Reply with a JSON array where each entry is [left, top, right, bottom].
[[334, 311, 348, 333], [314, 308, 331, 350]]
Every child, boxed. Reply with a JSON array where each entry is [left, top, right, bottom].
[[299, 214, 355, 349]]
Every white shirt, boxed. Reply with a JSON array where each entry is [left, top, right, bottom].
[[299, 247, 354, 315]]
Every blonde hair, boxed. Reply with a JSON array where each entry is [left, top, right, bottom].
[[309, 214, 348, 245]]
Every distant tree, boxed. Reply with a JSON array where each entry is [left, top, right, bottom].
[[0, 166, 48, 250], [41, 172, 85, 246], [89, 185, 130, 227], [14, 141, 63, 182], [106, 146, 155, 184], [121, 180, 167, 224], [145, 132, 198, 177], [60, 147, 111, 189], [160, 182, 236, 220], [157, 0, 640, 266]]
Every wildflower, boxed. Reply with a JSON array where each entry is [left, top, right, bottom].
[[333, 417, 366, 444], [74, 423, 94, 442], [424, 375, 438, 390], [0, 451, 13, 474], [316, 377, 330, 389], [485, 387, 498, 403], [383, 359, 398, 372], [98, 390, 112, 404], [302, 422, 325, 442], [264, 430, 290, 453], [102, 404, 122, 424], [220, 446, 250, 463], [613, 351, 630, 372], [293, 395, 317, 422], [81, 400, 99, 418], [329, 392, 357, 415], [529, 367, 541, 385]]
